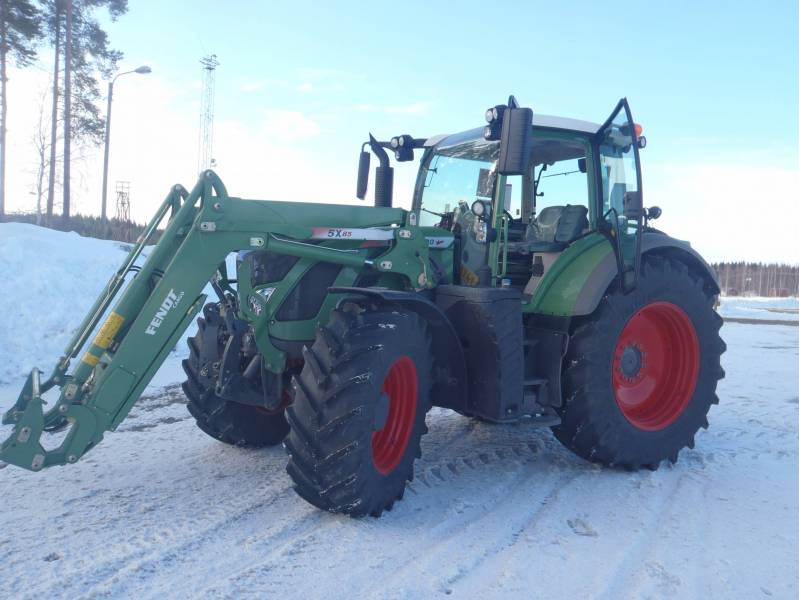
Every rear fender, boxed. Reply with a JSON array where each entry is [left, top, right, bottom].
[[329, 287, 468, 412], [529, 232, 720, 317]]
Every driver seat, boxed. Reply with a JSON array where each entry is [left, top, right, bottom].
[[506, 204, 588, 254]]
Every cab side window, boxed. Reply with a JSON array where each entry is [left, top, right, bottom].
[[533, 156, 589, 215]]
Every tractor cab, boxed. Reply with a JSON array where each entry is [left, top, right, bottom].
[[411, 99, 647, 301]]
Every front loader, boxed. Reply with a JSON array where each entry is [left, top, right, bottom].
[[2, 97, 725, 517]]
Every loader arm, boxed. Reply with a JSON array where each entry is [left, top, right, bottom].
[[1, 171, 431, 471]]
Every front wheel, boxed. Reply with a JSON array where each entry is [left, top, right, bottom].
[[283, 301, 432, 517], [182, 302, 290, 448], [552, 255, 726, 470]]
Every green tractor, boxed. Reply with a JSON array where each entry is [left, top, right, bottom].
[[1, 97, 725, 517]]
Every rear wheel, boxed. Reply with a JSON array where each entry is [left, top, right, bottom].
[[182, 302, 290, 448], [284, 301, 432, 517], [552, 255, 725, 469]]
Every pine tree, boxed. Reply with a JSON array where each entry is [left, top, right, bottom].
[[0, 0, 42, 221]]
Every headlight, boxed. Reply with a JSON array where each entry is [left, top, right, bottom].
[[471, 200, 486, 217]]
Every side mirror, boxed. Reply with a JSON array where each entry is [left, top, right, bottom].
[[623, 190, 644, 219], [577, 157, 587, 173], [497, 107, 533, 175], [356, 149, 370, 200]]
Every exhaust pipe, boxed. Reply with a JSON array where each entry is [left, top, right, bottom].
[[368, 134, 393, 208]]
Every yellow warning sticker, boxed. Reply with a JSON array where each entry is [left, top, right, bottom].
[[81, 352, 100, 367], [94, 312, 125, 349], [460, 264, 479, 286]]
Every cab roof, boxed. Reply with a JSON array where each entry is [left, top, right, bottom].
[[424, 114, 601, 148]]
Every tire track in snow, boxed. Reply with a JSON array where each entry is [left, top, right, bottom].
[[71, 482, 309, 600], [194, 516, 348, 599], [201, 440, 564, 599], [357, 451, 579, 597], [438, 470, 579, 595], [612, 461, 716, 599], [16, 441, 295, 598], [592, 471, 687, 600]]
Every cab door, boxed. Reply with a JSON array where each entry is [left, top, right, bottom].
[[594, 98, 644, 290]]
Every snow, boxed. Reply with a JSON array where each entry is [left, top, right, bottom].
[[718, 296, 799, 322], [1, 223, 798, 599], [0, 223, 140, 386]]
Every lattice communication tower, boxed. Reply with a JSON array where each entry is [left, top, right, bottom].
[[198, 54, 220, 173]]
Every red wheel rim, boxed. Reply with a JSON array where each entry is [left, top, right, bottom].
[[372, 356, 418, 475], [612, 301, 700, 431]]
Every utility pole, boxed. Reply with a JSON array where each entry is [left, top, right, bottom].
[[198, 54, 219, 173], [100, 66, 151, 220], [62, 0, 72, 220]]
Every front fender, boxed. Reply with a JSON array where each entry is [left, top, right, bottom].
[[329, 287, 468, 412]]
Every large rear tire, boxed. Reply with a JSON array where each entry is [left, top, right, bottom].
[[552, 255, 725, 470], [182, 302, 289, 448], [284, 301, 432, 517]]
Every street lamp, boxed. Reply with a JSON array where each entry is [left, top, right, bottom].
[[101, 65, 152, 220]]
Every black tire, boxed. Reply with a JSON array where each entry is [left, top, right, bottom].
[[552, 254, 726, 470], [182, 302, 289, 447], [284, 301, 432, 517]]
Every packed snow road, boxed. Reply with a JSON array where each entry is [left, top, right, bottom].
[[0, 321, 797, 599], [0, 226, 796, 598]]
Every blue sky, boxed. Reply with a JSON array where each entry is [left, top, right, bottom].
[[6, 1, 798, 261], [105, 0, 798, 143]]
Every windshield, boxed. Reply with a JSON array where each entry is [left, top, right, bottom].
[[417, 129, 590, 227], [417, 136, 499, 227]]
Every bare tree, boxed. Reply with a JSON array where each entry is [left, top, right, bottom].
[[31, 84, 57, 222]]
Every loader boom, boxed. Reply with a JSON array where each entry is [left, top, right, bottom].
[[1, 171, 430, 471]]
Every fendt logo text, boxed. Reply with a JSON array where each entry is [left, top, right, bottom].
[[145, 289, 185, 335]]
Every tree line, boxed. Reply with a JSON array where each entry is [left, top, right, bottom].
[[712, 262, 799, 297], [0, 0, 127, 222], [6, 211, 148, 242]]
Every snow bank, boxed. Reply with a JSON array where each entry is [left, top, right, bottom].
[[0, 223, 135, 386], [719, 296, 799, 322]]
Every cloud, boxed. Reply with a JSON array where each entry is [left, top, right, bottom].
[[240, 80, 266, 93], [260, 110, 320, 143], [646, 160, 799, 264], [355, 102, 432, 116], [2, 64, 343, 223], [297, 82, 313, 93], [296, 68, 347, 80]]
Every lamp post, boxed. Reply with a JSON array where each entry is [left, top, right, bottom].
[[101, 65, 151, 220]]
